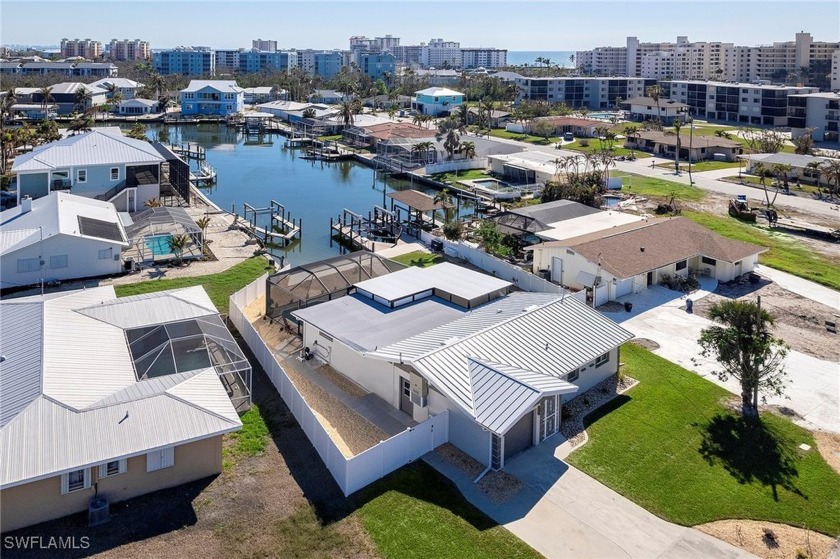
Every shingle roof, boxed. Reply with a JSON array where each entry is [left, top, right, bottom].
[[389, 189, 447, 212], [546, 217, 765, 278], [633, 130, 742, 149]]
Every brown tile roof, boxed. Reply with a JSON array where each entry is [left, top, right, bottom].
[[633, 130, 742, 149], [389, 189, 447, 211], [365, 122, 435, 141], [539, 217, 765, 279]]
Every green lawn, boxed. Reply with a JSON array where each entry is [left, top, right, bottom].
[[487, 129, 561, 145], [564, 140, 650, 158], [390, 251, 444, 268], [659, 160, 743, 172], [222, 404, 270, 471], [317, 134, 344, 142], [114, 256, 272, 313], [356, 462, 542, 559], [617, 174, 707, 202], [567, 343, 840, 536], [721, 175, 822, 196], [683, 210, 840, 291], [430, 168, 493, 185]]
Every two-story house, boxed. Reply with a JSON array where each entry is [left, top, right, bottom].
[[31, 82, 108, 115], [90, 78, 145, 100], [412, 87, 465, 116], [179, 80, 244, 117], [11, 128, 167, 211]]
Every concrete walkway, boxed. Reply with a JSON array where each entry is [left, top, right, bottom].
[[755, 265, 840, 309], [606, 281, 840, 433], [425, 438, 755, 559]]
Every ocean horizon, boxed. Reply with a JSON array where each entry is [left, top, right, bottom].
[[507, 50, 576, 67]]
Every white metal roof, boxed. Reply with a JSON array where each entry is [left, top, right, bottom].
[[535, 210, 646, 242], [181, 80, 244, 93], [367, 292, 562, 362], [468, 358, 577, 434], [409, 295, 633, 419], [11, 128, 163, 173], [0, 286, 243, 488], [415, 87, 464, 97], [119, 98, 158, 108], [0, 192, 129, 254], [77, 286, 217, 329], [47, 82, 103, 96], [89, 78, 143, 90], [354, 262, 511, 304]]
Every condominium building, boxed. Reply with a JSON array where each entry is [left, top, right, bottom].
[[461, 48, 508, 69], [238, 50, 297, 73], [60, 38, 102, 59], [374, 35, 400, 51], [420, 39, 462, 69], [575, 46, 627, 75], [392, 44, 422, 65], [516, 76, 657, 109], [107, 39, 150, 61], [153, 47, 215, 76], [252, 39, 277, 52], [788, 92, 840, 141], [663, 80, 818, 125], [832, 50, 840, 91], [358, 53, 396, 80], [215, 49, 241, 71]]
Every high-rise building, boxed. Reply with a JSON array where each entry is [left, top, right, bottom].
[[831, 50, 840, 91], [461, 48, 507, 69], [515, 76, 657, 109], [373, 35, 400, 51], [238, 50, 297, 73], [60, 38, 102, 59], [420, 39, 462, 69], [107, 39, 150, 61], [252, 39, 277, 52], [153, 47, 215, 76], [215, 49, 241, 71], [392, 45, 422, 65], [359, 52, 396, 80]]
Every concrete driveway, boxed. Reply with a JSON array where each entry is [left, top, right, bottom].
[[605, 280, 840, 433], [425, 438, 755, 559]]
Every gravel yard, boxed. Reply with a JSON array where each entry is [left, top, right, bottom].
[[434, 444, 523, 503], [695, 520, 838, 559], [693, 280, 840, 362]]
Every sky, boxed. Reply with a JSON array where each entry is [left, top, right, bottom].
[[1, 1, 838, 51]]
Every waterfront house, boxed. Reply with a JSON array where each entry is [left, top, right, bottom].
[[242, 86, 275, 105], [0, 285, 248, 532], [0, 192, 128, 289], [117, 98, 160, 116], [528, 217, 765, 306], [32, 82, 107, 115], [90, 78, 144, 100], [411, 87, 465, 116], [11, 127, 167, 210], [309, 89, 346, 104], [282, 262, 632, 471], [179, 80, 244, 117]]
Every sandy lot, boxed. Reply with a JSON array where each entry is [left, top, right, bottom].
[[696, 520, 837, 559], [693, 280, 840, 362]]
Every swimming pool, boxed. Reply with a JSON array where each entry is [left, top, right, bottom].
[[588, 112, 622, 121], [144, 234, 173, 257], [473, 178, 510, 190], [602, 195, 621, 208]]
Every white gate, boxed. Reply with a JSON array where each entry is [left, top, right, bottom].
[[614, 278, 633, 299], [595, 284, 609, 307], [550, 257, 564, 284]]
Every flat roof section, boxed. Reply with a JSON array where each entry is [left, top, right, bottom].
[[535, 211, 646, 242]]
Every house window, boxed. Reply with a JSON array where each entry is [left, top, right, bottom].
[[61, 468, 90, 494], [50, 255, 68, 269], [99, 459, 127, 478], [77, 169, 87, 183], [98, 248, 112, 259], [110, 167, 119, 181], [596, 352, 610, 367], [17, 257, 40, 273], [701, 256, 717, 266], [566, 368, 580, 382], [676, 260, 687, 271], [146, 447, 175, 472]]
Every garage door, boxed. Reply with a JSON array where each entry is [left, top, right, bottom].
[[504, 411, 534, 460], [615, 278, 633, 298]]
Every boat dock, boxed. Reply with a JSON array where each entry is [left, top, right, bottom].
[[171, 143, 206, 161], [330, 207, 402, 252], [241, 200, 302, 245]]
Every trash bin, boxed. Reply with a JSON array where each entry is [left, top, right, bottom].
[[686, 298, 693, 313], [430, 239, 444, 252], [624, 302, 633, 312]]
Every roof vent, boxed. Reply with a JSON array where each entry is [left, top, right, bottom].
[[442, 337, 460, 346], [640, 246, 645, 252], [20, 196, 32, 214]]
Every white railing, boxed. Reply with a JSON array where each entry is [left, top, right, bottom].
[[229, 276, 449, 496], [423, 158, 488, 175], [419, 234, 565, 294]]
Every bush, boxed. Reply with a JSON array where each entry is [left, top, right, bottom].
[[443, 220, 464, 241], [578, 139, 590, 147], [659, 273, 700, 293]]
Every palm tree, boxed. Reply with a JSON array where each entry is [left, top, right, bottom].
[[74, 87, 93, 115], [1, 87, 17, 124], [167, 234, 191, 265], [436, 118, 462, 160], [412, 113, 423, 127], [672, 120, 683, 173], [453, 103, 469, 127], [771, 163, 793, 191], [67, 115, 92, 135], [338, 98, 360, 127], [646, 84, 663, 128], [819, 159, 840, 197], [38, 86, 53, 116], [411, 141, 434, 164], [753, 162, 768, 187], [433, 188, 454, 224], [480, 97, 495, 129], [195, 215, 211, 251], [460, 141, 476, 159], [624, 125, 639, 155], [302, 107, 316, 119]]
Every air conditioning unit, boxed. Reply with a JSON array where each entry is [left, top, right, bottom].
[[88, 496, 110, 527]]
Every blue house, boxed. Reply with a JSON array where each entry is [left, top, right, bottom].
[[412, 87, 465, 116], [359, 53, 396, 81], [180, 80, 244, 116]]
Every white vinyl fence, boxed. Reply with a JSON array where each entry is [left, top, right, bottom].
[[419, 233, 565, 294], [229, 277, 448, 496], [423, 158, 488, 175]]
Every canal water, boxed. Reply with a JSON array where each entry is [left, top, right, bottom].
[[144, 123, 472, 265]]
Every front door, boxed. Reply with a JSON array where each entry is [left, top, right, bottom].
[[399, 377, 413, 415], [646, 271, 654, 286], [539, 396, 558, 441]]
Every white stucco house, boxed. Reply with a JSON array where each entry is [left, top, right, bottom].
[[90, 77, 145, 100], [0, 192, 129, 289], [0, 285, 249, 532], [529, 216, 766, 306], [11, 127, 167, 210], [288, 262, 632, 470]]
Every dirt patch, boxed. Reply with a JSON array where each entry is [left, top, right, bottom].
[[434, 444, 523, 503], [695, 520, 837, 559], [813, 431, 840, 475], [693, 280, 840, 362], [597, 301, 626, 313], [315, 363, 368, 399], [629, 338, 661, 351]]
